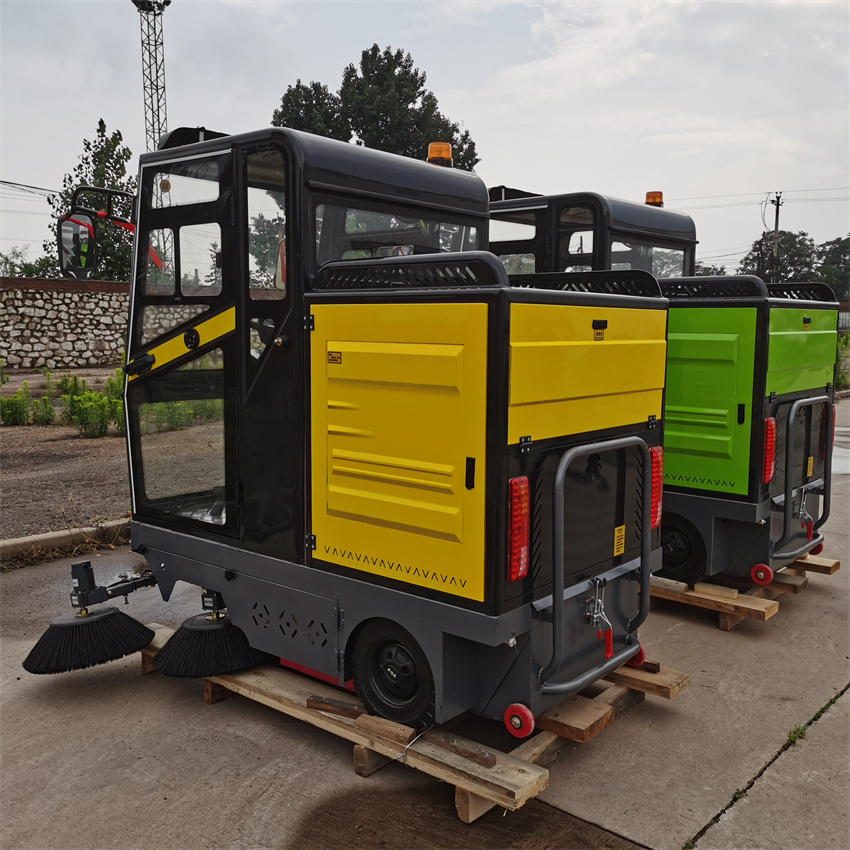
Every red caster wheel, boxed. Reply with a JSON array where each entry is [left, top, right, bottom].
[[504, 703, 535, 738], [626, 644, 647, 668], [809, 542, 824, 556], [751, 564, 774, 586]]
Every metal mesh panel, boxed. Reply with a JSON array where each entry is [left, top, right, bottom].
[[510, 270, 661, 298], [767, 282, 838, 303], [660, 276, 768, 299], [314, 252, 508, 290]]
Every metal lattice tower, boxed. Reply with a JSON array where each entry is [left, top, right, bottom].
[[132, 0, 171, 152]]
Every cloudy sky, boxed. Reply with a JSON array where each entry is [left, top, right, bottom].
[[1, 0, 847, 270]]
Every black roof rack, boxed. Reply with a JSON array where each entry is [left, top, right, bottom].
[[510, 269, 663, 298], [314, 251, 508, 291]]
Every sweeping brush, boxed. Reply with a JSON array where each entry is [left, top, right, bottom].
[[23, 607, 155, 675], [152, 613, 267, 678]]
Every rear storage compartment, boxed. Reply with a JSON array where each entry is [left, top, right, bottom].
[[658, 277, 837, 583]]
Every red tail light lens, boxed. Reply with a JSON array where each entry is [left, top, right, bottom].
[[649, 446, 663, 529], [763, 417, 777, 484], [508, 476, 530, 582]]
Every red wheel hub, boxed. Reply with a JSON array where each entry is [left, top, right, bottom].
[[504, 703, 535, 738], [751, 563, 774, 586]]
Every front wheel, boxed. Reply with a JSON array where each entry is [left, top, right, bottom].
[[353, 620, 435, 730]]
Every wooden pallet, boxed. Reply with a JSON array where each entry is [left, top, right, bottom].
[[649, 554, 841, 630], [140, 624, 688, 823]]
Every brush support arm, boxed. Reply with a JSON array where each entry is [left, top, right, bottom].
[[69, 560, 156, 609]]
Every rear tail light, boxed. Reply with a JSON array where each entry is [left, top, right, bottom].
[[649, 446, 663, 529], [762, 417, 777, 484], [508, 476, 530, 582]]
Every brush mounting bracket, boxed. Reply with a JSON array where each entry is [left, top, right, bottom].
[[69, 560, 156, 610]]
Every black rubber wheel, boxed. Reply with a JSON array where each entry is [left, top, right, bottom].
[[353, 620, 435, 729], [659, 513, 707, 586]]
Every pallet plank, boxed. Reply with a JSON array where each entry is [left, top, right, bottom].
[[650, 580, 779, 621], [536, 695, 614, 743], [206, 667, 549, 811], [603, 664, 690, 699], [795, 554, 841, 575]]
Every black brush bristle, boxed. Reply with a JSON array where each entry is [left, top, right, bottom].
[[23, 608, 155, 674], [152, 613, 266, 678]]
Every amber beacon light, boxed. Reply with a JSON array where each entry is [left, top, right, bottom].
[[645, 191, 664, 207], [427, 142, 453, 167]]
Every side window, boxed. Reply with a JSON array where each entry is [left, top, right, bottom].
[[180, 222, 222, 296], [490, 211, 541, 273], [314, 201, 480, 267], [246, 150, 288, 364], [137, 350, 227, 525], [557, 205, 596, 272]]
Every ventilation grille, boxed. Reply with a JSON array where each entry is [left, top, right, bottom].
[[660, 276, 768, 299], [314, 251, 507, 290], [767, 282, 837, 303], [511, 270, 662, 298], [250, 602, 329, 648]]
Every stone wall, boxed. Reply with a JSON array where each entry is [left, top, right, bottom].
[[0, 278, 129, 370]]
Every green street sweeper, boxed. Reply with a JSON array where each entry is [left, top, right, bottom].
[[489, 187, 838, 586]]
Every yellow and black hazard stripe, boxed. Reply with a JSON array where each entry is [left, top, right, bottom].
[[127, 306, 236, 381]]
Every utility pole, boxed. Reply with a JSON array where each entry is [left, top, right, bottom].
[[769, 191, 783, 283], [131, 1, 171, 153]]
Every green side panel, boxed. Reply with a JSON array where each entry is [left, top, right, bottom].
[[766, 308, 837, 396], [663, 307, 757, 496]]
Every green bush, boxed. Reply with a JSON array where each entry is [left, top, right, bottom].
[[31, 396, 55, 426], [111, 398, 125, 436], [104, 367, 124, 402], [0, 388, 30, 426], [57, 373, 87, 398], [0, 359, 8, 386], [69, 391, 112, 438]]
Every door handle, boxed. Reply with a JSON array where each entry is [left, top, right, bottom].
[[124, 353, 156, 377]]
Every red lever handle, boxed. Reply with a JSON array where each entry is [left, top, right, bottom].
[[806, 521, 813, 541], [597, 629, 614, 658]]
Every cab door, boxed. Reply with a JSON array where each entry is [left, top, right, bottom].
[[125, 149, 240, 537]]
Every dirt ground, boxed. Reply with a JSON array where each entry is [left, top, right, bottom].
[[0, 367, 130, 540]]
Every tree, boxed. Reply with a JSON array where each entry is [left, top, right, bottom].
[[815, 235, 849, 301], [695, 261, 728, 276], [271, 80, 349, 142], [16, 119, 136, 280], [737, 230, 816, 282], [271, 44, 479, 171]]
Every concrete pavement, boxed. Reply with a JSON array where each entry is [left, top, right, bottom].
[[1, 401, 848, 849]]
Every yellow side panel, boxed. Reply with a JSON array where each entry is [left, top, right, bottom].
[[509, 303, 666, 443], [311, 302, 488, 601]]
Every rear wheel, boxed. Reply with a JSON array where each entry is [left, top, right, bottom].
[[659, 514, 707, 586], [751, 563, 774, 586], [353, 620, 435, 730]]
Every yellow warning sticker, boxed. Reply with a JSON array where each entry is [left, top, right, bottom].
[[614, 524, 625, 556], [328, 351, 342, 364], [806, 456, 813, 477], [594, 329, 605, 341]]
